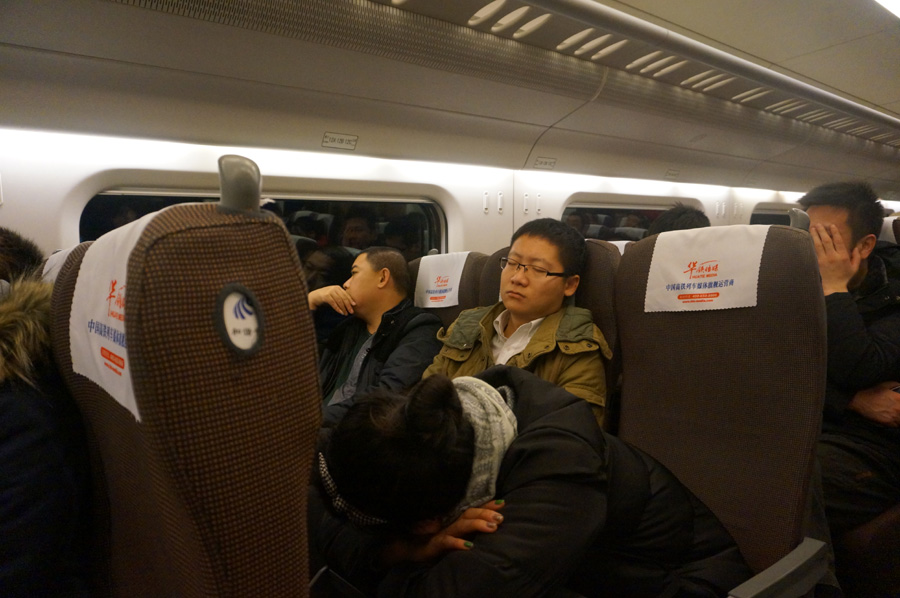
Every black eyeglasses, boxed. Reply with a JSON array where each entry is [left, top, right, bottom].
[[499, 257, 567, 278]]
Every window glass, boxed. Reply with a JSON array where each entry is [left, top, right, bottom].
[[749, 211, 791, 226], [81, 193, 443, 293], [561, 206, 667, 241]]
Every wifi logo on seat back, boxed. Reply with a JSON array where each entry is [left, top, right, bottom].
[[233, 297, 254, 320], [218, 286, 264, 354]]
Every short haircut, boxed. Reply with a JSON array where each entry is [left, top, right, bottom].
[[360, 246, 412, 296], [565, 211, 590, 231], [0, 227, 44, 281], [798, 181, 882, 244], [384, 217, 420, 247], [648, 203, 711, 236], [511, 218, 585, 276]]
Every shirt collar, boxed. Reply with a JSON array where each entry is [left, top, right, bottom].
[[492, 309, 545, 340]]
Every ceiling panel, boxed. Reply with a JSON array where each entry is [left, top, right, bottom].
[[604, 0, 900, 118], [781, 27, 900, 108]]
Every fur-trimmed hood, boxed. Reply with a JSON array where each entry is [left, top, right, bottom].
[[0, 278, 54, 386]]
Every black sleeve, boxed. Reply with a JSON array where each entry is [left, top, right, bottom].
[[0, 391, 76, 596], [377, 424, 608, 598], [308, 479, 387, 597], [375, 315, 442, 393], [825, 292, 900, 391]]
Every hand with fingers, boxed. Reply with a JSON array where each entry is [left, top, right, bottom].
[[849, 381, 900, 427], [308, 285, 356, 315], [381, 500, 506, 566], [809, 223, 860, 295]]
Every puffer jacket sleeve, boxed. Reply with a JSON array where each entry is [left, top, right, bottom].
[[376, 313, 443, 392], [378, 367, 610, 598]]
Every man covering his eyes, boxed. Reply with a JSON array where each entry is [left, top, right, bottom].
[[422, 218, 612, 426]]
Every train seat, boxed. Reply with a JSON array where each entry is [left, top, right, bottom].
[[481, 240, 621, 429], [615, 225, 829, 596], [891, 217, 900, 244], [409, 251, 490, 329], [836, 501, 900, 596], [50, 155, 321, 597]]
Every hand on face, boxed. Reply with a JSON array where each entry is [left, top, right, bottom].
[[380, 499, 505, 566], [809, 223, 860, 295]]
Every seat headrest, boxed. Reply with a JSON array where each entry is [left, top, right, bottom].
[[413, 251, 471, 308], [641, 225, 770, 313]]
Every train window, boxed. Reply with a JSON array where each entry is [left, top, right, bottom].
[[81, 193, 444, 293], [561, 206, 667, 241], [749, 204, 792, 226]]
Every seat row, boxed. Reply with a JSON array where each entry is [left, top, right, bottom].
[[45, 155, 853, 597]]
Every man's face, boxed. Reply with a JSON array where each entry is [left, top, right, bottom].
[[500, 234, 578, 323], [343, 254, 381, 312], [806, 206, 861, 252], [566, 214, 586, 234], [343, 218, 376, 250]]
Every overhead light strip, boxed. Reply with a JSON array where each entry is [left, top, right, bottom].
[[522, 0, 900, 132]]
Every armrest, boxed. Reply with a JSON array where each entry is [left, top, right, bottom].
[[309, 566, 373, 598], [728, 537, 827, 598]]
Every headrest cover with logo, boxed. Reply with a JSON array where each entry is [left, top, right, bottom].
[[68, 210, 163, 421], [644, 225, 770, 312], [413, 252, 470, 308]]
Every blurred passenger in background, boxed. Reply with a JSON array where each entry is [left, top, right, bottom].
[[647, 203, 711, 236], [565, 210, 591, 236], [341, 206, 379, 251], [384, 215, 424, 262], [308, 247, 441, 426], [0, 227, 92, 597]]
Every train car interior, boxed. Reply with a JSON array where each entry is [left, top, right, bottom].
[[2, 0, 899, 597]]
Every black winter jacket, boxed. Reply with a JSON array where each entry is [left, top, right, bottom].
[[0, 280, 92, 597], [823, 242, 900, 456], [319, 299, 442, 426], [309, 366, 752, 598]]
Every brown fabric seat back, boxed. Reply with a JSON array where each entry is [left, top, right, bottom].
[[615, 225, 826, 573], [51, 202, 320, 597], [408, 251, 490, 329]]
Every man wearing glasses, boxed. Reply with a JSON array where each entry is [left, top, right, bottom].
[[423, 218, 612, 425]]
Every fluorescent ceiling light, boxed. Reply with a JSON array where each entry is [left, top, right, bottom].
[[873, 0, 900, 18]]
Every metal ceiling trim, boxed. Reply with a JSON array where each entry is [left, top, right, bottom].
[[522, 0, 900, 133]]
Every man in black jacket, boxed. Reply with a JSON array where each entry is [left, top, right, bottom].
[[309, 246, 442, 426], [801, 181, 900, 538]]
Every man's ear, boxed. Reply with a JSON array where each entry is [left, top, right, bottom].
[[563, 274, 580, 298], [858, 234, 877, 260], [377, 268, 391, 289]]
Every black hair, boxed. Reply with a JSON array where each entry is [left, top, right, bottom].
[[0, 227, 44, 281], [384, 216, 421, 248], [647, 203, 711, 236], [511, 218, 585, 276], [798, 181, 882, 244], [344, 206, 377, 233], [359, 246, 412, 297], [327, 375, 475, 528], [564, 211, 590, 233]]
